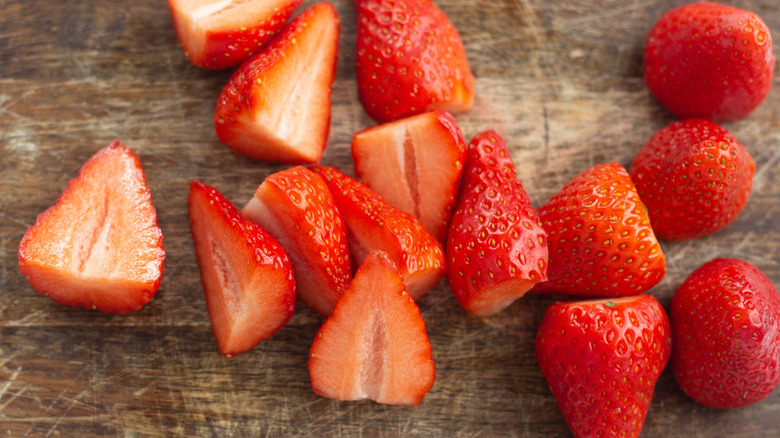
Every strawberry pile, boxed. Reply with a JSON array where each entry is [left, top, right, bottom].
[[16, 0, 779, 434]]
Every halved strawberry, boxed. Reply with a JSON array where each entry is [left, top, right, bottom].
[[242, 166, 351, 316], [214, 2, 339, 164], [311, 166, 445, 301], [18, 140, 164, 314], [352, 110, 466, 242], [168, 0, 303, 69], [189, 181, 295, 356], [308, 250, 435, 405]]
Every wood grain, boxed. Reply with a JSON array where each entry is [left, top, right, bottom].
[[1, 0, 779, 436]]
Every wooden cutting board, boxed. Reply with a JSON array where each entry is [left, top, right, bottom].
[[1, 0, 779, 436]]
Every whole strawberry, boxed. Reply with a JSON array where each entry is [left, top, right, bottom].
[[672, 258, 780, 409], [644, 2, 774, 122], [630, 119, 755, 241], [536, 295, 672, 438]]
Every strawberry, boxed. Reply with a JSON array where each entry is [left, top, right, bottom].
[[535, 163, 666, 297], [311, 166, 445, 301], [671, 258, 780, 409], [189, 181, 295, 356], [168, 0, 303, 69], [308, 250, 435, 405], [354, 0, 475, 122], [18, 140, 164, 314], [241, 166, 351, 316], [351, 110, 466, 242], [630, 119, 756, 241], [214, 2, 339, 164], [446, 131, 548, 317], [644, 2, 775, 122], [536, 295, 672, 438]]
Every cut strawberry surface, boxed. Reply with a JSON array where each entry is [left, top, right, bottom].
[[189, 181, 295, 356], [352, 110, 466, 242], [214, 2, 339, 164], [18, 140, 164, 314], [308, 250, 435, 405], [168, 0, 303, 69]]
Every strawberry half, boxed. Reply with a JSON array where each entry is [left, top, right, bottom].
[[311, 166, 445, 301], [168, 0, 303, 69], [535, 163, 666, 297], [242, 166, 351, 316], [18, 140, 164, 314], [536, 295, 672, 438], [672, 258, 780, 409], [214, 2, 339, 164], [354, 0, 475, 122], [189, 181, 295, 356], [630, 119, 756, 241], [308, 250, 435, 405], [446, 131, 548, 317], [352, 110, 466, 242]]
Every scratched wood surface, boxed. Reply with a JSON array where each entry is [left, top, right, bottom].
[[1, 0, 779, 436]]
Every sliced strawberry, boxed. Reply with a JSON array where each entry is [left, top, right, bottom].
[[352, 110, 466, 242], [311, 166, 445, 301], [241, 166, 351, 316], [214, 2, 339, 164], [18, 140, 164, 314], [189, 181, 295, 356], [308, 250, 435, 405], [168, 0, 303, 69], [355, 0, 475, 122], [446, 131, 548, 317]]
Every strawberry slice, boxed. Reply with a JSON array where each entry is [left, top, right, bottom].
[[308, 250, 436, 405], [446, 131, 548, 317], [214, 2, 340, 164], [189, 181, 295, 356], [352, 110, 466, 242], [18, 140, 164, 314], [168, 0, 303, 69], [311, 166, 445, 301], [241, 166, 351, 316]]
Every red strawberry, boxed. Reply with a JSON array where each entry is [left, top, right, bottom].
[[189, 181, 295, 356], [352, 110, 466, 242], [354, 0, 475, 122], [671, 258, 780, 409], [241, 166, 351, 316], [630, 119, 755, 241], [446, 131, 547, 317], [535, 163, 666, 297], [311, 166, 445, 301], [18, 140, 164, 314], [644, 2, 775, 122], [214, 2, 339, 164], [168, 0, 303, 69], [536, 295, 672, 438], [308, 250, 435, 405]]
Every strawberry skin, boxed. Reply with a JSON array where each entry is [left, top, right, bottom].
[[630, 119, 755, 241], [168, 0, 303, 69], [189, 181, 295, 356], [311, 166, 445, 301], [242, 166, 351, 316], [644, 2, 775, 122], [536, 163, 666, 297], [309, 250, 435, 405], [672, 258, 780, 409], [446, 131, 548, 317], [352, 110, 466, 242], [18, 140, 164, 314], [214, 2, 339, 164], [536, 295, 672, 438], [354, 0, 475, 122]]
